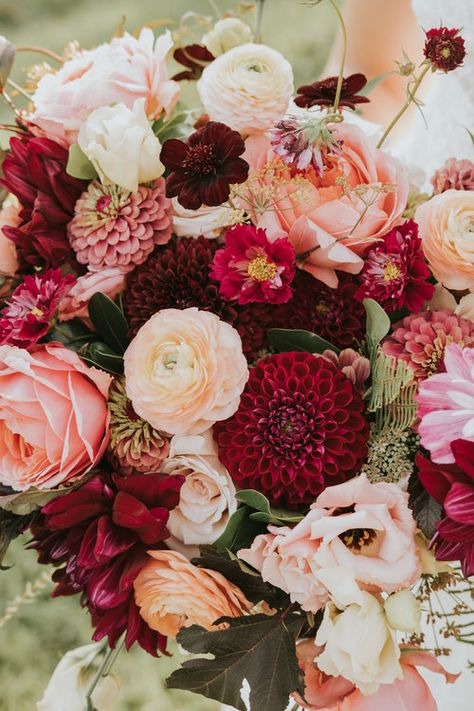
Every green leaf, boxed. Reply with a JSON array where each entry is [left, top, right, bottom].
[[47, 318, 95, 352], [363, 299, 391, 350], [66, 144, 98, 180], [81, 342, 124, 375], [167, 611, 305, 711], [88, 292, 129, 354], [408, 472, 442, 540], [268, 328, 340, 355], [236, 490, 305, 526], [152, 105, 198, 142], [0, 509, 32, 570], [214, 506, 267, 553], [360, 71, 392, 96]]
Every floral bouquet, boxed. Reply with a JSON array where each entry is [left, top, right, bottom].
[[0, 1, 473, 709]]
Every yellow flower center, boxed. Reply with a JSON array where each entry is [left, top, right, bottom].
[[383, 261, 402, 282], [30, 307, 44, 317], [247, 255, 278, 282]]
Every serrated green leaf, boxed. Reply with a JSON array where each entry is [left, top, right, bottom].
[[81, 342, 124, 375], [268, 328, 340, 355], [167, 611, 304, 711], [66, 144, 98, 180], [363, 299, 391, 351], [88, 292, 129, 354]]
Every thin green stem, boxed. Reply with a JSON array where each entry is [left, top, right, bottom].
[[328, 0, 347, 113], [207, 0, 221, 18], [7, 79, 32, 102], [254, 0, 266, 42], [84, 640, 124, 710], [377, 63, 430, 148]]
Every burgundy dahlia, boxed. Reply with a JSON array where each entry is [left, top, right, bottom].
[[214, 352, 370, 508], [271, 271, 366, 350], [295, 73, 370, 111], [0, 268, 75, 347], [432, 158, 474, 194], [29, 470, 184, 655], [210, 225, 295, 305], [417, 439, 474, 577], [233, 301, 275, 362], [0, 136, 86, 270], [424, 27, 466, 73], [161, 121, 249, 210], [355, 220, 434, 312], [172, 44, 215, 81]]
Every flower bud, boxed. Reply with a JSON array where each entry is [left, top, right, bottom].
[[202, 18, 253, 57], [384, 589, 421, 633], [0, 35, 15, 91]]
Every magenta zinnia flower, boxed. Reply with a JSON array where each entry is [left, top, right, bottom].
[[160, 121, 249, 210], [0, 268, 75, 347], [355, 220, 434, 312], [210, 225, 295, 305], [417, 438, 474, 577], [424, 27, 466, 73]]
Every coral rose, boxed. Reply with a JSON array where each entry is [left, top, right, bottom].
[[124, 307, 248, 435], [133, 550, 251, 637], [0, 343, 111, 491], [197, 43, 293, 135], [415, 189, 474, 291], [0, 197, 20, 276]]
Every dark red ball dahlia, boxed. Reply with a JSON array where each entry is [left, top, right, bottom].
[[0, 136, 87, 270], [424, 27, 466, 73], [29, 470, 183, 655], [233, 301, 275, 362], [214, 352, 369, 507], [295, 73, 370, 111], [270, 271, 366, 350], [161, 121, 249, 210]]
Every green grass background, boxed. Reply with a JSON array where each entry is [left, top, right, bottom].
[[0, 1, 335, 708]]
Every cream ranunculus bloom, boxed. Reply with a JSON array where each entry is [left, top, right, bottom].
[[37, 643, 120, 711], [197, 43, 294, 135], [202, 18, 253, 57], [124, 307, 248, 435], [162, 430, 237, 548], [315, 568, 402, 695], [78, 98, 164, 192]]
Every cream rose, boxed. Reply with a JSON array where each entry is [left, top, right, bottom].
[[197, 43, 294, 135], [124, 307, 248, 435], [162, 430, 237, 547], [416, 189, 474, 291], [202, 18, 253, 57], [172, 198, 235, 239], [78, 98, 164, 192]]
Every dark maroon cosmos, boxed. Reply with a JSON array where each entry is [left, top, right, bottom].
[[424, 27, 466, 73], [172, 44, 215, 81], [295, 74, 370, 111]]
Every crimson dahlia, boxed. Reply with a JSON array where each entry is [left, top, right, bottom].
[[424, 27, 466, 73], [295, 74, 370, 111], [214, 352, 369, 508]]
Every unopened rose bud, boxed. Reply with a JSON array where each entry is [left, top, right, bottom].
[[202, 18, 253, 57], [384, 589, 421, 633], [0, 36, 15, 91]]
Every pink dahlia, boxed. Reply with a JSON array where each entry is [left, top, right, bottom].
[[417, 438, 474, 576], [432, 158, 474, 194], [355, 220, 434, 312], [382, 309, 474, 380], [68, 178, 172, 273], [0, 268, 75, 347], [210, 225, 295, 305], [214, 352, 369, 508], [417, 344, 474, 463]]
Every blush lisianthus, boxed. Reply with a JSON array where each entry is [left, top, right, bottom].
[[161, 121, 249, 210], [382, 309, 474, 380], [355, 220, 434, 312], [214, 352, 369, 508], [68, 178, 172, 273], [0, 268, 75, 347], [417, 439, 474, 576], [124, 307, 248, 435], [210, 224, 295, 304], [295, 73, 370, 111], [424, 27, 466, 73]]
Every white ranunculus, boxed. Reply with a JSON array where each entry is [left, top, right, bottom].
[[315, 568, 402, 695], [198, 43, 294, 135], [162, 430, 237, 550], [202, 18, 253, 57], [78, 98, 164, 192], [384, 589, 421, 633], [172, 198, 235, 239], [37, 644, 120, 711]]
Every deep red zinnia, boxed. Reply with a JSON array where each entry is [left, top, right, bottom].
[[214, 352, 369, 508], [0, 268, 75, 348], [417, 439, 474, 577], [355, 220, 434, 312], [29, 470, 184, 655], [424, 27, 466, 73], [160, 121, 249, 210], [210, 225, 296, 305], [295, 73, 370, 111]]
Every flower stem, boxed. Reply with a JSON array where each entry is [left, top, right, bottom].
[[84, 640, 124, 709], [376, 63, 430, 148], [7, 79, 32, 102], [254, 0, 266, 42], [14, 44, 63, 63], [328, 0, 347, 113]]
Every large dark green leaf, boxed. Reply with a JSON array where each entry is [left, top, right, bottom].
[[167, 610, 305, 711], [408, 472, 442, 539], [214, 506, 268, 553], [268, 328, 340, 355], [88, 292, 129, 354], [236, 490, 305, 526], [81, 342, 124, 376], [47, 318, 95, 352]]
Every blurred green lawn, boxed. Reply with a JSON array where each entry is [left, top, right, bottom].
[[0, 1, 336, 708]]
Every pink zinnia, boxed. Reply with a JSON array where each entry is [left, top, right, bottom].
[[210, 225, 295, 305], [382, 309, 474, 380], [356, 220, 434, 312], [417, 344, 474, 463], [0, 268, 75, 347]]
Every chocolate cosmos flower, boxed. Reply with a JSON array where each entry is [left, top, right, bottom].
[[295, 73, 370, 111], [172, 44, 215, 81]]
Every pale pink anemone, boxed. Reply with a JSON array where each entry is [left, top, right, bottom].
[[238, 123, 408, 287], [417, 344, 474, 463]]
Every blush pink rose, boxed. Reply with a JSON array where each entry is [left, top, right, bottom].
[[30, 29, 180, 145], [0, 343, 111, 491], [58, 268, 126, 324], [0, 199, 20, 276]]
